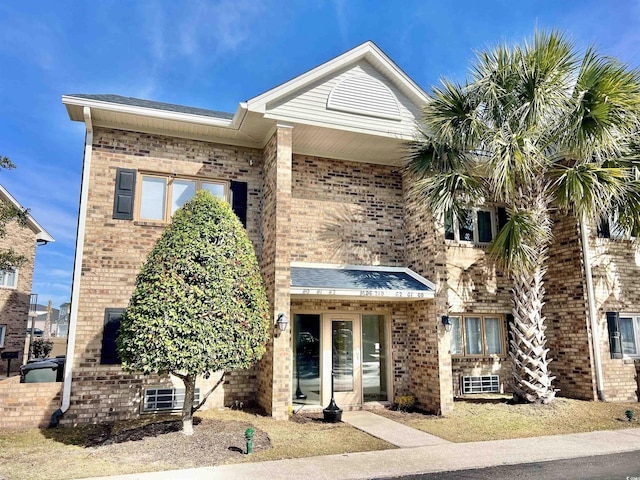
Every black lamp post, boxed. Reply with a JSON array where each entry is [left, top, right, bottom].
[[295, 351, 307, 400], [323, 370, 343, 422]]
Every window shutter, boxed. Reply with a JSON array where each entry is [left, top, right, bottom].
[[101, 308, 124, 365], [113, 168, 137, 220], [597, 218, 611, 238], [230, 180, 248, 228], [505, 314, 514, 353], [606, 311, 623, 359], [497, 207, 509, 231]]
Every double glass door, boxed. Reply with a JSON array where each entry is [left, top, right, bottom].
[[293, 313, 388, 407]]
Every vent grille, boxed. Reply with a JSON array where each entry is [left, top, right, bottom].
[[143, 388, 200, 413], [461, 375, 500, 394]]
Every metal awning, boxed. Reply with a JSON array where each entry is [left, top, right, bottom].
[[290, 263, 434, 301]]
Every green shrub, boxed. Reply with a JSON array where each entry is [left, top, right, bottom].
[[31, 339, 53, 359], [118, 190, 269, 434]]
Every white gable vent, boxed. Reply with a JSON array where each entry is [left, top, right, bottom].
[[461, 375, 500, 394], [327, 74, 401, 121]]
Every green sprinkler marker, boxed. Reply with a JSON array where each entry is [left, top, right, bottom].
[[245, 428, 255, 454]]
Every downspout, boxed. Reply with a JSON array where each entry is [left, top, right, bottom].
[[50, 106, 93, 427], [580, 213, 606, 401]]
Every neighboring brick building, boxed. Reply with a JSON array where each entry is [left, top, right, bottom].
[[57, 41, 639, 425], [0, 185, 54, 375]]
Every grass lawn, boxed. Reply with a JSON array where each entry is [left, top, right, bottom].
[[378, 395, 640, 442], [1, 397, 639, 480]]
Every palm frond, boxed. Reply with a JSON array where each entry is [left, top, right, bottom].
[[422, 80, 481, 148], [551, 163, 626, 218], [564, 48, 640, 159], [489, 208, 552, 276]]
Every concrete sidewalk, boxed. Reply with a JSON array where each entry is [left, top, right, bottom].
[[79, 421, 640, 480], [342, 410, 450, 447]]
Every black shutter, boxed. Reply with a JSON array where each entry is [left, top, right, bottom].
[[606, 311, 623, 359], [101, 308, 124, 365], [597, 218, 611, 238], [506, 313, 514, 354], [113, 168, 137, 220], [230, 180, 248, 228], [497, 207, 509, 231]]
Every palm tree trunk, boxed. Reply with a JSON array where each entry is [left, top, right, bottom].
[[181, 374, 196, 435], [509, 258, 556, 403]]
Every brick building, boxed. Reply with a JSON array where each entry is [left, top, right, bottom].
[[57, 41, 639, 425], [0, 185, 54, 375]]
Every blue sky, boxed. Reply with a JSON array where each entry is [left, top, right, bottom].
[[1, 0, 639, 308]]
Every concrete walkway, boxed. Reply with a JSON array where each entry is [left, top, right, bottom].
[[79, 419, 640, 480], [342, 410, 450, 447]]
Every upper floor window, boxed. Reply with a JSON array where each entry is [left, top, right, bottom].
[[138, 174, 227, 222], [0, 324, 6, 347], [450, 314, 505, 357], [597, 214, 633, 240], [445, 207, 507, 245], [0, 269, 18, 289]]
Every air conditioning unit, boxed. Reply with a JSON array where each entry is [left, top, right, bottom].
[[143, 387, 201, 413], [461, 375, 500, 394]]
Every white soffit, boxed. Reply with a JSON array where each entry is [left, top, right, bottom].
[[0, 185, 55, 243]]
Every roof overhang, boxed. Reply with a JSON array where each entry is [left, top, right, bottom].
[[62, 42, 429, 165], [0, 185, 54, 244], [290, 262, 434, 301]]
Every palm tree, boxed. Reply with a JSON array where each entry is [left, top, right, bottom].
[[407, 30, 640, 403]]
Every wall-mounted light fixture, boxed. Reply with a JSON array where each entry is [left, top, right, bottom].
[[276, 313, 288, 336], [441, 315, 452, 332]]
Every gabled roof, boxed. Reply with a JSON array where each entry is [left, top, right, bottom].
[[62, 41, 429, 164], [0, 185, 55, 243], [246, 41, 429, 113]]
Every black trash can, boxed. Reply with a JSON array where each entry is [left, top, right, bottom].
[[20, 360, 59, 383]]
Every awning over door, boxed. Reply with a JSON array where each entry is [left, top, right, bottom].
[[290, 262, 434, 301]]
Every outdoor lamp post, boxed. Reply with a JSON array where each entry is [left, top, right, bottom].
[[323, 370, 343, 422]]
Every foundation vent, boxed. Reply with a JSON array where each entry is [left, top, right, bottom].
[[143, 387, 200, 413], [461, 375, 500, 394]]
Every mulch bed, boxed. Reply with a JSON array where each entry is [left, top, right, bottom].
[[82, 418, 271, 468]]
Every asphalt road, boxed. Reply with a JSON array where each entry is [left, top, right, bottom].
[[374, 450, 640, 480]]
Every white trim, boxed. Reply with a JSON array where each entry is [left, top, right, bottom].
[[261, 112, 413, 140], [0, 324, 5, 348], [62, 95, 237, 129], [60, 106, 93, 416], [0, 185, 55, 243]]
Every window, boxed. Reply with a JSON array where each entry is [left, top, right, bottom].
[[450, 314, 505, 356], [597, 214, 633, 240], [101, 308, 124, 365], [0, 269, 17, 288], [620, 314, 640, 357], [0, 324, 6, 347], [445, 207, 504, 244], [138, 173, 227, 222]]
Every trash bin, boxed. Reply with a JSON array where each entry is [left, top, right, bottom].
[[52, 356, 65, 382], [20, 360, 59, 383]]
